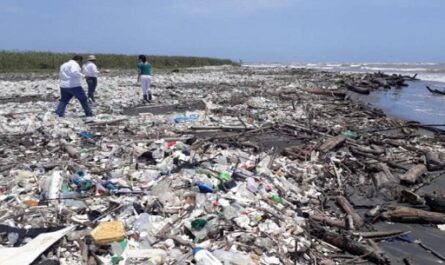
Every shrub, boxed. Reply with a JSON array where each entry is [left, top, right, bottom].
[[0, 51, 237, 73]]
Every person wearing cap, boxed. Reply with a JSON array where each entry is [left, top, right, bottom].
[[137, 55, 153, 102], [55, 55, 93, 118], [83, 55, 99, 103]]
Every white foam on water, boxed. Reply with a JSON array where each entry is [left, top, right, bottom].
[[360, 66, 431, 72], [417, 73, 445, 83], [246, 63, 445, 85]]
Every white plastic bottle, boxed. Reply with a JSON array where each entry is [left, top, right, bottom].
[[134, 213, 157, 248], [193, 247, 223, 265], [125, 248, 167, 265]]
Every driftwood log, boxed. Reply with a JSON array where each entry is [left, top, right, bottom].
[[372, 172, 396, 190], [382, 206, 445, 223], [348, 144, 385, 156], [336, 195, 364, 228], [372, 163, 398, 190], [311, 214, 346, 229], [426, 86, 445, 95], [319, 230, 388, 264], [191, 125, 250, 131], [399, 164, 427, 184], [350, 148, 410, 171], [301, 87, 346, 97], [319, 135, 346, 153], [352, 230, 407, 238], [347, 85, 370, 95], [374, 78, 390, 88]]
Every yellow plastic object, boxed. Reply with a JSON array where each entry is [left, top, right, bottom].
[[91, 221, 125, 245]]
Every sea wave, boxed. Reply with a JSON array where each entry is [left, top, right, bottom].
[[245, 63, 445, 83], [417, 73, 445, 83], [301, 63, 445, 82], [360, 66, 434, 72]]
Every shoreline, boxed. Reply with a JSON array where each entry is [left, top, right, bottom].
[[0, 65, 444, 264], [347, 84, 445, 135]]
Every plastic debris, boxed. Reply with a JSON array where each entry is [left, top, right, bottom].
[[91, 221, 125, 245], [193, 247, 223, 265], [0, 226, 75, 265], [1, 65, 444, 264]]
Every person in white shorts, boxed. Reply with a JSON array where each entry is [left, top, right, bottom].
[[137, 55, 153, 102]]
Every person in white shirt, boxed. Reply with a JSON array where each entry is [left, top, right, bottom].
[[55, 55, 93, 117], [83, 55, 99, 103]]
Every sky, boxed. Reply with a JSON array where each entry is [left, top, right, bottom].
[[0, 0, 444, 63]]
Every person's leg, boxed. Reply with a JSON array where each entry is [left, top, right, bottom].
[[55, 87, 74, 117], [147, 76, 152, 100], [141, 77, 149, 101], [86, 77, 97, 102], [71, 86, 93, 116], [92, 77, 97, 100], [86, 77, 94, 101]]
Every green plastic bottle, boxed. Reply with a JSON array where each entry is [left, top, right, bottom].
[[191, 218, 208, 231], [218, 171, 232, 182], [271, 194, 284, 204]]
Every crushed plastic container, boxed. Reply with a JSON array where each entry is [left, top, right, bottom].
[[172, 114, 200, 123], [134, 213, 164, 248], [271, 194, 284, 204], [91, 221, 125, 245], [71, 171, 93, 191], [195, 181, 214, 193], [79, 131, 93, 139], [111, 239, 127, 252], [213, 249, 254, 265], [246, 177, 258, 193], [39, 170, 63, 200], [193, 247, 223, 265], [125, 248, 167, 264], [218, 171, 232, 182]]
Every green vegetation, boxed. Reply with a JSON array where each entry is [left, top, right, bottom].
[[0, 51, 237, 73]]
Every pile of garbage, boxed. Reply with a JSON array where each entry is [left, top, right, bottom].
[[0, 65, 444, 265], [1, 132, 322, 265]]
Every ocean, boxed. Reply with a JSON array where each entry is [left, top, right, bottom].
[[320, 63, 445, 128], [253, 63, 445, 128], [291, 62, 445, 83]]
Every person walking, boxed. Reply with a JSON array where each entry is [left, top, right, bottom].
[[55, 55, 93, 118], [137, 55, 153, 102], [83, 55, 99, 103]]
